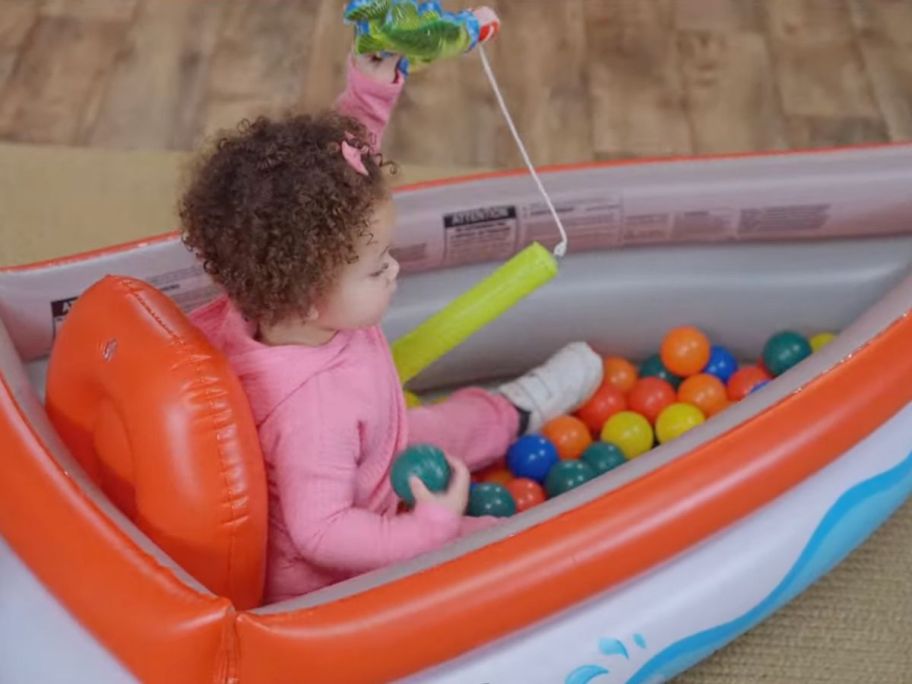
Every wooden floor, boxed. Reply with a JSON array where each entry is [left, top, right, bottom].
[[0, 0, 911, 168]]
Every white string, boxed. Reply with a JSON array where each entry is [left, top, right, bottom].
[[477, 44, 568, 258]]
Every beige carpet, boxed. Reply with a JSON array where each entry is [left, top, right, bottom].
[[679, 500, 912, 684], [0, 142, 488, 266], [1, 142, 910, 683]]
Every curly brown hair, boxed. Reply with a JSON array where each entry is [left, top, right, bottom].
[[179, 112, 391, 324]]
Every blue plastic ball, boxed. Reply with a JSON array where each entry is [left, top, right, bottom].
[[702, 345, 739, 383], [506, 435, 559, 483]]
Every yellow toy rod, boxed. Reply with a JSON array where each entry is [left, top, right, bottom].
[[391, 241, 558, 385], [391, 33, 572, 392]]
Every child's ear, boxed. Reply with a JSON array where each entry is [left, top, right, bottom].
[[305, 304, 320, 321]]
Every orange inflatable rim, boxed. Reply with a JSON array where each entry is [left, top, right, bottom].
[[1, 144, 911, 682], [2, 304, 908, 683]]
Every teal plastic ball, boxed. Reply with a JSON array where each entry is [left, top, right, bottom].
[[762, 331, 812, 376], [640, 354, 682, 390], [467, 482, 517, 517], [390, 444, 450, 507], [580, 442, 627, 475], [544, 460, 596, 498]]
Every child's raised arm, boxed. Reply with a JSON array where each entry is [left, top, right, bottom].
[[335, 52, 404, 151]]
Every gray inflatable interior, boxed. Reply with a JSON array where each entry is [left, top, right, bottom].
[[19, 235, 912, 397], [15, 231, 912, 427], [386, 234, 912, 392]]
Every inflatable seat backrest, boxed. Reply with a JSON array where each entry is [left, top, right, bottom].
[[45, 275, 267, 609]]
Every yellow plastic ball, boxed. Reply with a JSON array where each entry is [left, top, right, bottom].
[[809, 332, 836, 353], [600, 411, 654, 459], [656, 403, 706, 444]]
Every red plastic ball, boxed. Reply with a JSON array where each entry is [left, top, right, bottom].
[[627, 377, 676, 424], [542, 415, 593, 460], [505, 478, 547, 512], [660, 326, 711, 377], [727, 365, 772, 401], [575, 382, 627, 435]]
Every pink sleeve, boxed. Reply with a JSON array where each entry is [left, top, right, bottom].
[[460, 515, 500, 535], [408, 388, 520, 471], [262, 379, 461, 575], [335, 56, 404, 150]]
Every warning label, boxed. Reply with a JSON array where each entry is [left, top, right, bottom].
[[147, 265, 220, 313], [738, 204, 830, 235], [672, 208, 736, 240], [622, 212, 672, 244], [442, 205, 519, 265], [521, 196, 623, 252], [46, 266, 218, 339], [51, 295, 79, 338]]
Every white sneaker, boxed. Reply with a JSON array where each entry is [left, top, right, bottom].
[[499, 342, 604, 434]]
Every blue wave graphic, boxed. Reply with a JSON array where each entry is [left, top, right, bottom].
[[565, 664, 610, 684], [624, 448, 912, 683], [599, 638, 629, 659]]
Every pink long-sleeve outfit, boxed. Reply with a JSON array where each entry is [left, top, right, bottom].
[[190, 59, 518, 603]]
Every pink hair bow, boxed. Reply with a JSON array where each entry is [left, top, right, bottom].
[[341, 137, 370, 176]]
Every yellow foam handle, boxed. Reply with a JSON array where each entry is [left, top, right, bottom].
[[392, 242, 558, 385]]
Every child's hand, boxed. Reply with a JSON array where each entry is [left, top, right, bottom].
[[409, 453, 470, 516], [352, 51, 402, 84]]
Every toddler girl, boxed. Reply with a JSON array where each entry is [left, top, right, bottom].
[[181, 49, 602, 603]]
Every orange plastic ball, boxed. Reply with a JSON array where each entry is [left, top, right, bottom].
[[575, 381, 627, 435], [603, 356, 638, 393], [660, 326, 711, 377], [474, 463, 512, 486], [727, 365, 772, 401], [542, 415, 593, 460], [505, 478, 547, 512], [678, 373, 728, 417], [627, 377, 676, 424]]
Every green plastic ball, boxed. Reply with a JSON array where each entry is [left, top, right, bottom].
[[544, 460, 597, 498], [581, 442, 627, 475], [640, 354, 682, 390], [762, 331, 812, 376], [467, 482, 517, 517], [390, 444, 450, 507]]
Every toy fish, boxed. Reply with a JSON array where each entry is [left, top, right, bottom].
[[344, 0, 499, 74]]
